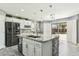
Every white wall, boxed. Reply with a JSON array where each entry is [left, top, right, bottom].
[[67, 15, 78, 44], [0, 11, 6, 49]]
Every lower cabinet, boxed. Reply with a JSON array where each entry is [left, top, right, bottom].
[[22, 38, 42, 56], [27, 44, 34, 56], [22, 38, 35, 56], [22, 37, 59, 56], [22, 43, 28, 56], [34, 44, 42, 56]]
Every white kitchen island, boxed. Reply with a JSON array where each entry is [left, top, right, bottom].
[[17, 34, 59, 56]]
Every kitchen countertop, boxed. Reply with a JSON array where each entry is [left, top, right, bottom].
[[17, 33, 59, 43]]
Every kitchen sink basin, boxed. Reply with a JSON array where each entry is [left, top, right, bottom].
[[28, 35, 40, 38]]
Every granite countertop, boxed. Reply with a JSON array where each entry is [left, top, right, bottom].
[[17, 33, 59, 42]]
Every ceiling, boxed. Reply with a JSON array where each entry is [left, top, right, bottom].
[[0, 3, 79, 20], [54, 3, 79, 19]]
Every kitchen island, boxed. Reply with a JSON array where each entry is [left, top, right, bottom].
[[17, 20, 59, 56], [17, 34, 59, 56]]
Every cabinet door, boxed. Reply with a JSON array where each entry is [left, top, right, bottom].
[[34, 46, 41, 56], [22, 39, 35, 56], [6, 17, 13, 22], [28, 44, 34, 56], [20, 20, 25, 29], [22, 38, 28, 56], [22, 43, 28, 56], [34, 42, 42, 56]]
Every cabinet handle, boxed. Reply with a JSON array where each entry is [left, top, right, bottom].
[[26, 44, 28, 48]]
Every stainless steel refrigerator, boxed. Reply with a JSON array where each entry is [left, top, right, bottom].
[[5, 22, 20, 47]]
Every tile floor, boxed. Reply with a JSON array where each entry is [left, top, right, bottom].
[[59, 34, 79, 56], [0, 45, 22, 56], [59, 40, 79, 56]]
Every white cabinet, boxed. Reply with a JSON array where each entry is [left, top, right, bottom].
[[22, 39, 42, 56], [22, 38, 28, 56], [6, 17, 13, 22], [28, 44, 34, 56], [22, 38, 56, 56], [34, 46, 41, 56], [34, 41, 42, 56], [23, 43, 28, 56], [20, 20, 25, 29], [22, 38, 35, 56], [12, 18, 21, 23], [20, 20, 31, 29], [24, 20, 31, 26], [23, 43, 34, 56], [5, 17, 27, 29], [6, 17, 22, 23]]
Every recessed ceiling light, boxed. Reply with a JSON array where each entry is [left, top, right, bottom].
[[21, 9, 24, 12]]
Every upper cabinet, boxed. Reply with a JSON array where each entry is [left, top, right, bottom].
[[12, 18, 21, 23], [6, 17, 21, 23], [5, 17, 31, 29], [5, 17, 13, 22], [20, 20, 31, 29], [24, 20, 31, 26]]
